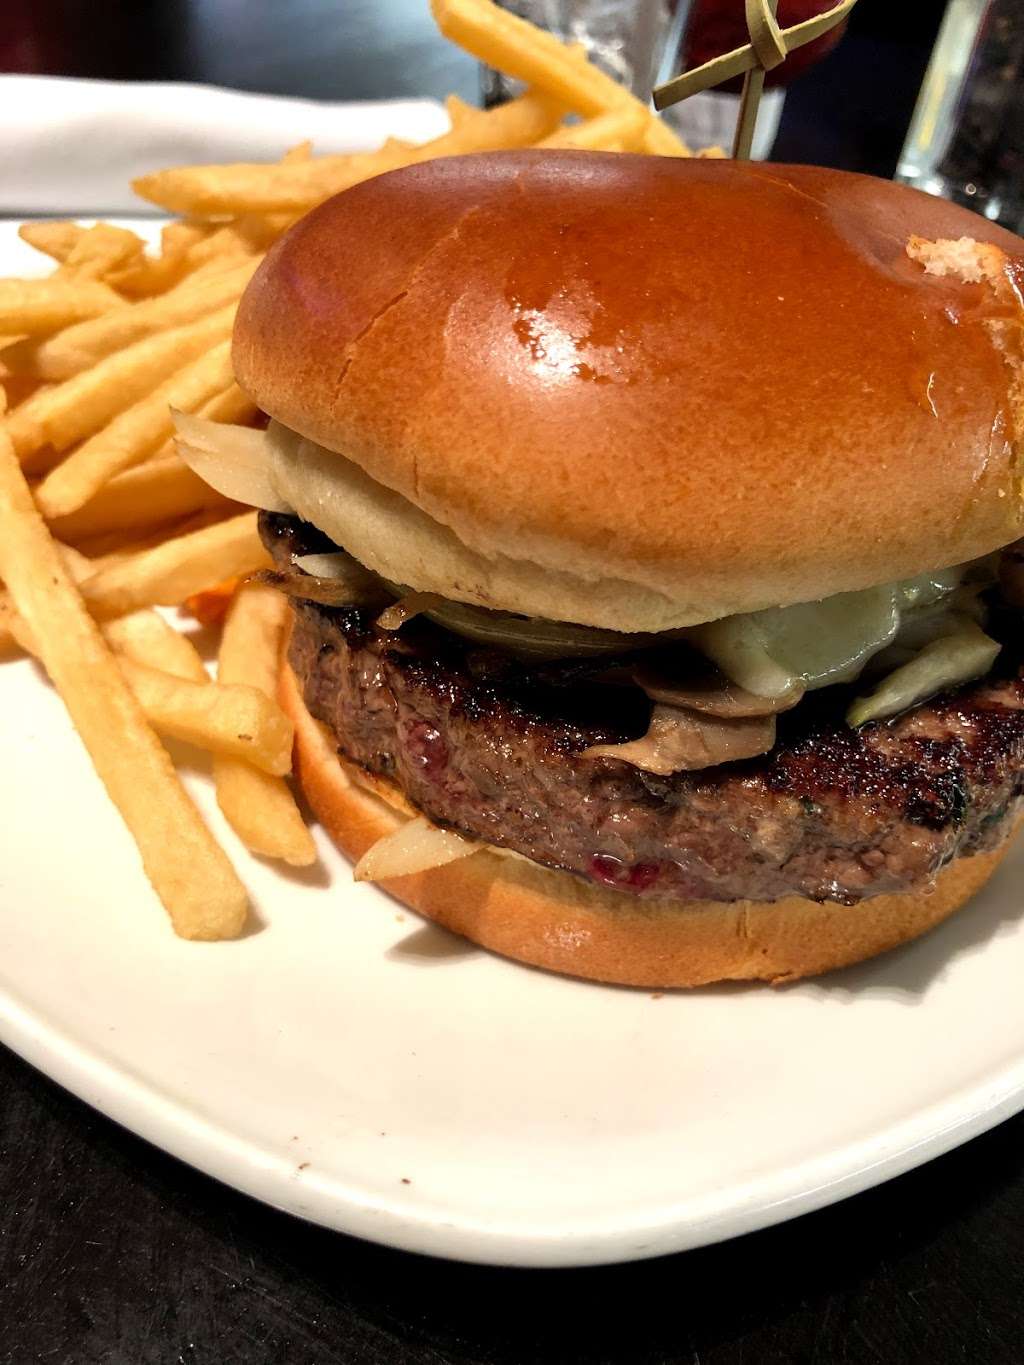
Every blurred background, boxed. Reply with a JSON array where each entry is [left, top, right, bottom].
[[3, 0, 1022, 229]]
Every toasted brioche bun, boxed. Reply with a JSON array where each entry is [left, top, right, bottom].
[[281, 662, 1017, 988], [236, 152, 1024, 631]]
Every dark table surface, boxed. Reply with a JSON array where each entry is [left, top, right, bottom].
[[5, 2, 1022, 1362], [4, 1040, 1024, 1364]]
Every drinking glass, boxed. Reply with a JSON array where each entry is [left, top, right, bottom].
[[897, 0, 1024, 232], [480, 0, 671, 106]]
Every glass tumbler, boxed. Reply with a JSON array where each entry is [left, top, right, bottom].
[[897, 0, 1024, 233], [480, 0, 671, 106]]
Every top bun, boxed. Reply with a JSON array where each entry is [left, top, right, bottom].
[[234, 152, 1024, 630]]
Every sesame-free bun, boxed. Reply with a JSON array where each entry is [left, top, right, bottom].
[[237, 153, 1024, 631], [281, 663, 1017, 988]]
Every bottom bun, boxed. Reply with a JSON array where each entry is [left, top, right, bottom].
[[281, 662, 1018, 988]]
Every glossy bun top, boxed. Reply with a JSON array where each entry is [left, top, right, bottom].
[[234, 152, 1024, 628]]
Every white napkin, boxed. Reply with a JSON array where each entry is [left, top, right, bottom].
[[1, 76, 450, 216]]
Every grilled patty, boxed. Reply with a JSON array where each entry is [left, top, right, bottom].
[[263, 512, 1024, 906]]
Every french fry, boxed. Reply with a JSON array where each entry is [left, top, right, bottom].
[[18, 221, 86, 265], [0, 533, 215, 659], [0, 420, 247, 939], [35, 339, 235, 519], [77, 511, 269, 619], [537, 106, 649, 152], [102, 608, 208, 682], [5, 599, 289, 771], [0, 545, 208, 673], [2, 259, 258, 380], [281, 140, 314, 163], [46, 456, 235, 544], [117, 657, 294, 774], [59, 539, 128, 579], [110, 256, 196, 301], [217, 584, 282, 696], [7, 542, 283, 769], [5, 304, 236, 463], [7, 540, 205, 676], [106, 221, 212, 296], [194, 383, 259, 427], [131, 89, 563, 216], [133, 149, 401, 217], [215, 582, 316, 865], [58, 540, 134, 578], [181, 224, 263, 268], [430, 0, 688, 157], [240, 213, 298, 252], [0, 595, 23, 659], [0, 376, 45, 412], [228, 213, 296, 251], [184, 578, 240, 627], [49, 536, 203, 676], [121, 220, 276, 296], [0, 278, 125, 335], [181, 146, 311, 263], [162, 221, 213, 256], [58, 223, 145, 282], [68, 510, 229, 564]]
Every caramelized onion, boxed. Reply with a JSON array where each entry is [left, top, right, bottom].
[[633, 663, 803, 717], [255, 569, 362, 607], [847, 621, 1001, 726], [255, 557, 392, 609], [353, 815, 478, 881], [584, 705, 777, 775], [377, 592, 447, 632], [294, 552, 361, 580], [422, 597, 665, 660], [691, 586, 900, 699], [290, 550, 393, 605], [173, 411, 292, 513]]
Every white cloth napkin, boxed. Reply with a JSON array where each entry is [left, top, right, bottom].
[[1, 76, 450, 216]]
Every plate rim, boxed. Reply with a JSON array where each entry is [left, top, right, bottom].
[[3, 976, 1023, 1267]]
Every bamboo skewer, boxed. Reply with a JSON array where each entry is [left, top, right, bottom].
[[653, 0, 859, 161]]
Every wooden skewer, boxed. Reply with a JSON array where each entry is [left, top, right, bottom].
[[653, 0, 859, 162], [733, 0, 782, 159]]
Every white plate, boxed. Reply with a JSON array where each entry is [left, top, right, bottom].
[[3, 221, 1024, 1269]]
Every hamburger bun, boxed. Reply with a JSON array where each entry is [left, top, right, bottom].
[[281, 662, 1017, 988], [236, 152, 1024, 632]]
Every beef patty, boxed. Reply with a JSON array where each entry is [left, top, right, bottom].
[[262, 513, 1024, 906]]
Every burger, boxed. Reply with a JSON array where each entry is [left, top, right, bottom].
[[176, 151, 1024, 987]]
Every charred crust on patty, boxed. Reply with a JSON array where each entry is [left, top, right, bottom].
[[263, 513, 1024, 909]]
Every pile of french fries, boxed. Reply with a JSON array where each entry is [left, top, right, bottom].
[[0, 0, 700, 941]]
